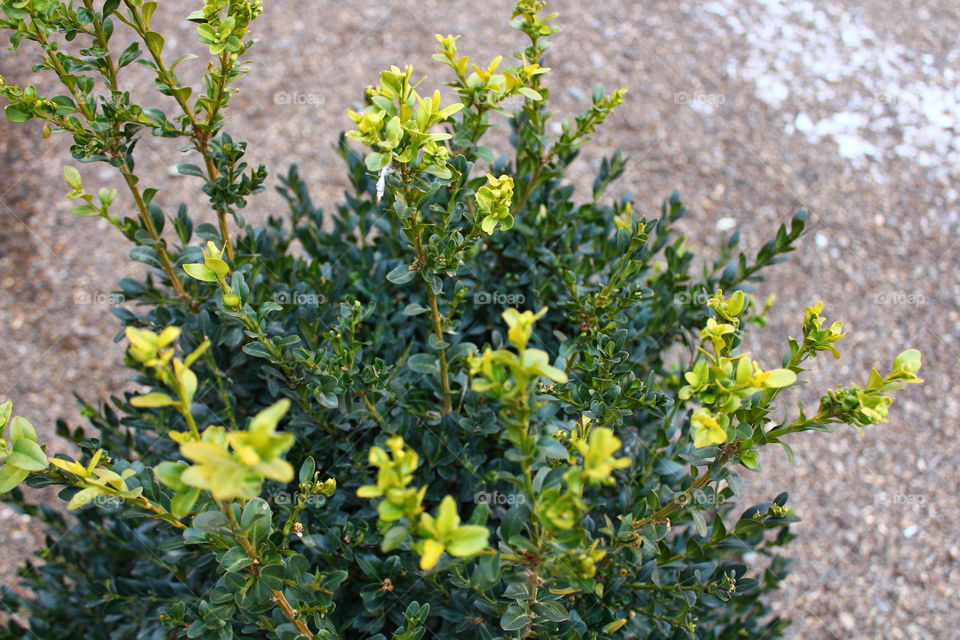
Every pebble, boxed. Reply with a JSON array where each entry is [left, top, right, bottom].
[[716, 217, 737, 231], [839, 612, 856, 630]]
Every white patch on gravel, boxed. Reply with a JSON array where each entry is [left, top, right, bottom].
[[702, 0, 960, 183], [716, 216, 737, 231]]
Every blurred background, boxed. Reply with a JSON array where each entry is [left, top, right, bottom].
[[0, 1, 956, 637]]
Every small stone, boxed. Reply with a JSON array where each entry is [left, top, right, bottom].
[[839, 612, 856, 629], [873, 595, 892, 613], [716, 217, 737, 231]]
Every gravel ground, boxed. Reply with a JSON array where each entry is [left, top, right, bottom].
[[0, 1, 957, 638]]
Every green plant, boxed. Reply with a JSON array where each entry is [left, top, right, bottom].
[[0, 1, 922, 638]]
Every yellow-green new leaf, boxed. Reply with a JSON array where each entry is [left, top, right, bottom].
[[419, 538, 445, 570], [893, 349, 922, 374], [6, 438, 48, 472], [204, 257, 230, 277], [248, 399, 291, 438], [0, 401, 11, 430], [63, 166, 82, 190], [125, 327, 159, 361], [382, 524, 410, 552], [522, 349, 569, 383], [0, 465, 29, 493], [726, 290, 746, 316], [9, 415, 37, 442], [50, 457, 87, 477], [434, 495, 460, 535], [154, 460, 188, 491], [691, 408, 728, 448], [445, 525, 489, 557], [183, 340, 212, 368], [356, 484, 383, 498], [170, 487, 200, 517], [603, 619, 628, 634], [67, 487, 102, 510], [759, 368, 797, 389], [438, 102, 465, 118], [252, 457, 293, 483], [517, 87, 542, 101], [157, 326, 181, 348], [183, 263, 219, 282], [130, 392, 177, 408], [174, 361, 198, 406]]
